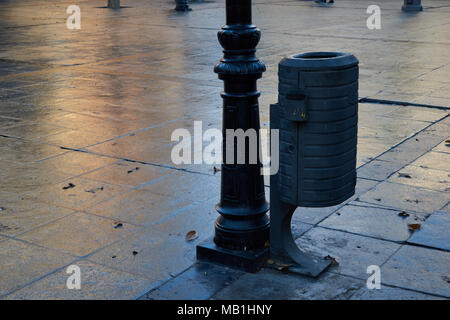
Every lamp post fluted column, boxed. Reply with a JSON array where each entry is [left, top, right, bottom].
[[197, 0, 270, 272]]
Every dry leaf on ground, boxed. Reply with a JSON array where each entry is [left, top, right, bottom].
[[185, 230, 199, 241]]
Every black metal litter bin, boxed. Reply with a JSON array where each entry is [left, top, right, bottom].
[[276, 52, 359, 207], [269, 52, 359, 277]]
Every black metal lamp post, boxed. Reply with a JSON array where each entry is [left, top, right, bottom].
[[107, 0, 120, 9], [197, 0, 270, 272]]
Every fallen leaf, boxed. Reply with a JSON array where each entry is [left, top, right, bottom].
[[325, 255, 339, 266], [185, 230, 199, 241], [408, 223, 421, 231], [276, 262, 291, 271], [398, 211, 410, 218], [398, 173, 412, 179]]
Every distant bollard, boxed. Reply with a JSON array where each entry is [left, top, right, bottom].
[[270, 52, 359, 277], [402, 0, 423, 12], [175, 0, 191, 11], [107, 0, 120, 9]]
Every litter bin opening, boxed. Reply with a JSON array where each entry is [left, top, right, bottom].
[[292, 52, 343, 60], [281, 52, 358, 71]]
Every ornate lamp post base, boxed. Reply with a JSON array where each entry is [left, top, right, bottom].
[[196, 0, 269, 272]]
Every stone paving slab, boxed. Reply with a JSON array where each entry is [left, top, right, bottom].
[[36, 151, 117, 176], [408, 211, 450, 251], [357, 159, 405, 181], [5, 259, 154, 300], [213, 269, 363, 300], [433, 140, 450, 154], [87, 197, 218, 283], [388, 165, 449, 192], [350, 286, 444, 300], [24, 176, 132, 211], [0, 238, 76, 297], [16, 211, 141, 257], [0, 199, 74, 237], [381, 245, 450, 298], [141, 262, 244, 300], [295, 227, 401, 280], [319, 205, 423, 243], [81, 160, 172, 188], [358, 181, 449, 214], [0, 140, 67, 164], [412, 151, 450, 172], [442, 203, 450, 213]]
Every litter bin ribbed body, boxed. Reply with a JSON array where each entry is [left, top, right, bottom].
[[277, 52, 359, 207]]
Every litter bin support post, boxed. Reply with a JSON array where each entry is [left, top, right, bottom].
[[402, 0, 423, 12]]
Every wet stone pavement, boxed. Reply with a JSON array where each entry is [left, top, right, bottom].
[[0, 0, 449, 299]]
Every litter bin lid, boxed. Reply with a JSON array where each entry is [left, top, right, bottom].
[[279, 52, 358, 71]]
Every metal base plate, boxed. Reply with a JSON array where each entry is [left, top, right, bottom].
[[267, 256, 331, 278], [197, 238, 269, 273]]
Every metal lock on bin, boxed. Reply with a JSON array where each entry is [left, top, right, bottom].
[[270, 52, 359, 277]]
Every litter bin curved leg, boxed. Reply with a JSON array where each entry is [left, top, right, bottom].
[[269, 184, 331, 278]]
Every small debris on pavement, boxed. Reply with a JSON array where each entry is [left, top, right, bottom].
[[185, 230, 199, 241], [132, 250, 138, 256], [408, 223, 421, 232], [62, 183, 75, 190], [113, 221, 123, 229], [398, 173, 412, 179], [325, 255, 339, 266], [398, 211, 410, 218], [85, 186, 104, 194], [275, 262, 291, 271], [127, 167, 140, 174]]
